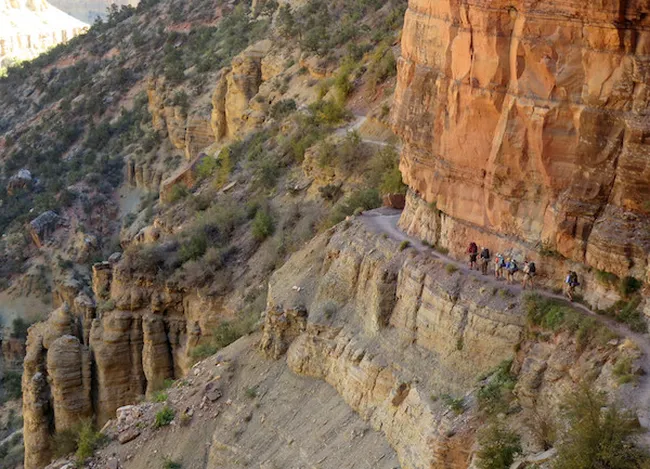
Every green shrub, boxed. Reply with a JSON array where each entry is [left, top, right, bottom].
[[476, 421, 521, 469], [75, 420, 104, 462], [613, 357, 637, 386], [606, 298, 647, 333], [179, 230, 208, 263], [477, 360, 517, 414], [168, 184, 188, 204], [554, 384, 648, 469], [329, 188, 381, 225], [190, 343, 217, 361], [152, 390, 168, 403], [619, 276, 642, 298], [445, 264, 458, 275], [163, 457, 182, 469], [196, 156, 218, 179], [252, 208, 275, 242], [524, 294, 614, 345], [308, 99, 350, 125], [10, 317, 30, 339], [323, 301, 337, 319], [1, 370, 22, 401], [270, 99, 297, 119], [441, 394, 465, 415], [399, 240, 410, 251], [245, 386, 258, 399], [595, 270, 619, 286], [154, 406, 175, 428]]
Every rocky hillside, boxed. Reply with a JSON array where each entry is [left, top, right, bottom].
[[0, 0, 87, 70], [1, 0, 649, 468]]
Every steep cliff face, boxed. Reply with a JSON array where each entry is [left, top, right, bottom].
[[261, 218, 632, 469], [22, 256, 226, 468], [393, 0, 650, 288], [0, 0, 87, 67]]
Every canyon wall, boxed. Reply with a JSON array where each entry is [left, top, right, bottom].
[[21, 258, 223, 468], [393, 0, 650, 292], [0, 0, 87, 67], [260, 220, 631, 469]]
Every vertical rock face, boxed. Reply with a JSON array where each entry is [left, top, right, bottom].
[[393, 0, 650, 283]]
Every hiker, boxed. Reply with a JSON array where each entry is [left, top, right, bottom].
[[506, 258, 518, 284], [565, 270, 580, 301], [479, 246, 491, 275], [522, 260, 536, 289], [494, 253, 505, 279], [467, 241, 478, 270]]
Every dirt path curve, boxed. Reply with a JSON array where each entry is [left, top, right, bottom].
[[336, 115, 397, 148], [360, 207, 650, 441]]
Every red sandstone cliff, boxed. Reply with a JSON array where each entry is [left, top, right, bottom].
[[393, 0, 650, 289]]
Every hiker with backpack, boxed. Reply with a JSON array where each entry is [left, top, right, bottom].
[[479, 246, 491, 275], [522, 260, 536, 289], [467, 242, 478, 270], [494, 253, 505, 279], [565, 270, 580, 301], [505, 258, 518, 284]]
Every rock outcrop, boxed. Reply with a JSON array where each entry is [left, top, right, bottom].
[[28, 211, 65, 248], [211, 42, 270, 142], [393, 0, 650, 291], [261, 219, 631, 469], [23, 253, 227, 468]]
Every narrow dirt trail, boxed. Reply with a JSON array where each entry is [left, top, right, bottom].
[[336, 115, 398, 148], [360, 208, 650, 441]]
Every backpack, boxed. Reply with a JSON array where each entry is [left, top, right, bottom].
[[509, 260, 518, 272], [569, 271, 579, 286], [528, 262, 536, 274], [481, 248, 490, 259], [468, 242, 478, 254]]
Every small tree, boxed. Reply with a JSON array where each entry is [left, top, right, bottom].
[[476, 421, 521, 469], [554, 384, 648, 469], [252, 208, 274, 242]]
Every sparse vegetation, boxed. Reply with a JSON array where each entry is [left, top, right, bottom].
[[441, 394, 465, 415], [612, 357, 637, 385], [399, 240, 410, 251], [619, 276, 642, 298], [152, 390, 168, 403], [477, 360, 517, 415], [476, 421, 521, 469], [245, 386, 258, 399], [163, 457, 182, 469], [554, 384, 648, 469], [154, 406, 175, 428], [445, 264, 458, 275], [53, 420, 104, 463], [524, 294, 615, 348]]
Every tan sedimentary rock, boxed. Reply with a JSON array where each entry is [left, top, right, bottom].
[[262, 220, 629, 468], [211, 43, 269, 142], [47, 335, 93, 431], [23, 304, 93, 469], [393, 0, 650, 287]]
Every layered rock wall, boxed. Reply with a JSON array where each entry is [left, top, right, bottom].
[[261, 221, 629, 468], [393, 0, 650, 289]]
